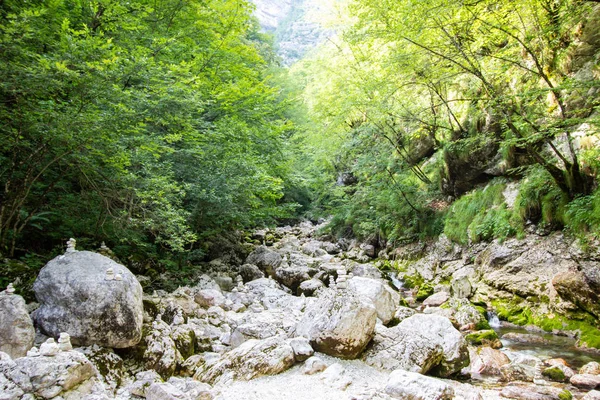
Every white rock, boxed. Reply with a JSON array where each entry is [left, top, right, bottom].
[[39, 338, 59, 356], [348, 276, 399, 325], [303, 356, 328, 375], [288, 337, 314, 362], [0, 292, 35, 359], [363, 324, 444, 374], [384, 369, 454, 399], [33, 251, 143, 348], [398, 314, 469, 377], [295, 289, 377, 359], [194, 335, 294, 384]]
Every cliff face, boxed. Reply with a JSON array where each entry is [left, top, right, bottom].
[[250, 0, 333, 65], [250, 0, 293, 32]]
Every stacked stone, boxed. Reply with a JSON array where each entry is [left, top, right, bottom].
[[336, 269, 349, 289], [58, 332, 73, 351], [5, 283, 15, 294], [329, 276, 337, 290]]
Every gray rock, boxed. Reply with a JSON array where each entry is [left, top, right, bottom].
[[384, 369, 454, 399], [168, 377, 213, 400], [245, 278, 305, 311], [298, 279, 325, 296], [348, 276, 399, 325], [295, 289, 377, 359], [76, 345, 126, 391], [582, 390, 600, 400], [451, 275, 472, 299], [146, 382, 187, 400], [126, 370, 162, 397], [239, 264, 264, 283], [195, 335, 295, 384], [0, 293, 34, 359], [144, 318, 182, 378], [33, 251, 143, 348], [423, 291, 450, 307], [194, 289, 226, 309], [394, 306, 416, 322], [570, 373, 600, 389], [500, 385, 564, 400], [275, 264, 311, 292], [398, 314, 469, 377], [245, 246, 283, 277], [320, 363, 352, 390], [363, 324, 443, 373]]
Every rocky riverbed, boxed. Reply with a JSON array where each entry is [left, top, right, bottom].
[[1, 221, 600, 399]]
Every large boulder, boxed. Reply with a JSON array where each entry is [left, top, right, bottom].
[[348, 277, 399, 325], [295, 289, 377, 359], [245, 246, 283, 277], [384, 369, 454, 400], [33, 250, 143, 348], [0, 292, 35, 359], [194, 335, 295, 384], [398, 314, 469, 377], [363, 324, 443, 373]]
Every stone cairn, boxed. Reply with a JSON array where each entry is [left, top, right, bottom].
[[58, 333, 73, 351], [30, 333, 73, 357], [336, 269, 349, 289], [5, 283, 15, 295], [66, 238, 77, 253]]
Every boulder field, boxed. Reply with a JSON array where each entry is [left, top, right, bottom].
[[0, 221, 599, 399]]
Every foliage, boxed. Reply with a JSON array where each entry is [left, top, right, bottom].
[[444, 181, 514, 244], [0, 0, 299, 285], [290, 0, 600, 244], [565, 186, 600, 242]]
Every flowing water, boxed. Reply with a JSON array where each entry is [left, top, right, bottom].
[[494, 324, 600, 369]]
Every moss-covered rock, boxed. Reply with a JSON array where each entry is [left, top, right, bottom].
[[416, 283, 435, 301], [558, 390, 573, 400], [543, 365, 567, 382], [465, 330, 500, 347]]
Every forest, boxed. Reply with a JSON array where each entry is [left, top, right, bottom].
[[1, 0, 599, 293]]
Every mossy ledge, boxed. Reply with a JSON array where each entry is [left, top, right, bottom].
[[491, 299, 600, 349]]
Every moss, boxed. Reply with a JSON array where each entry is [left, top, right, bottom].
[[491, 298, 600, 349], [403, 273, 424, 289], [542, 366, 567, 382], [444, 181, 515, 244], [475, 319, 491, 330], [416, 283, 434, 301], [558, 390, 573, 400], [465, 330, 499, 345]]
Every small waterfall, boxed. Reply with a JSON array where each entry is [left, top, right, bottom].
[[388, 272, 404, 290], [487, 311, 501, 328]]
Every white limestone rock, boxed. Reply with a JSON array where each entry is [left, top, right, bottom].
[[384, 369, 454, 400], [194, 335, 295, 384], [33, 251, 143, 348], [348, 276, 399, 325], [363, 324, 444, 374], [295, 289, 377, 359], [288, 337, 314, 362], [0, 292, 35, 359], [398, 314, 469, 377]]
